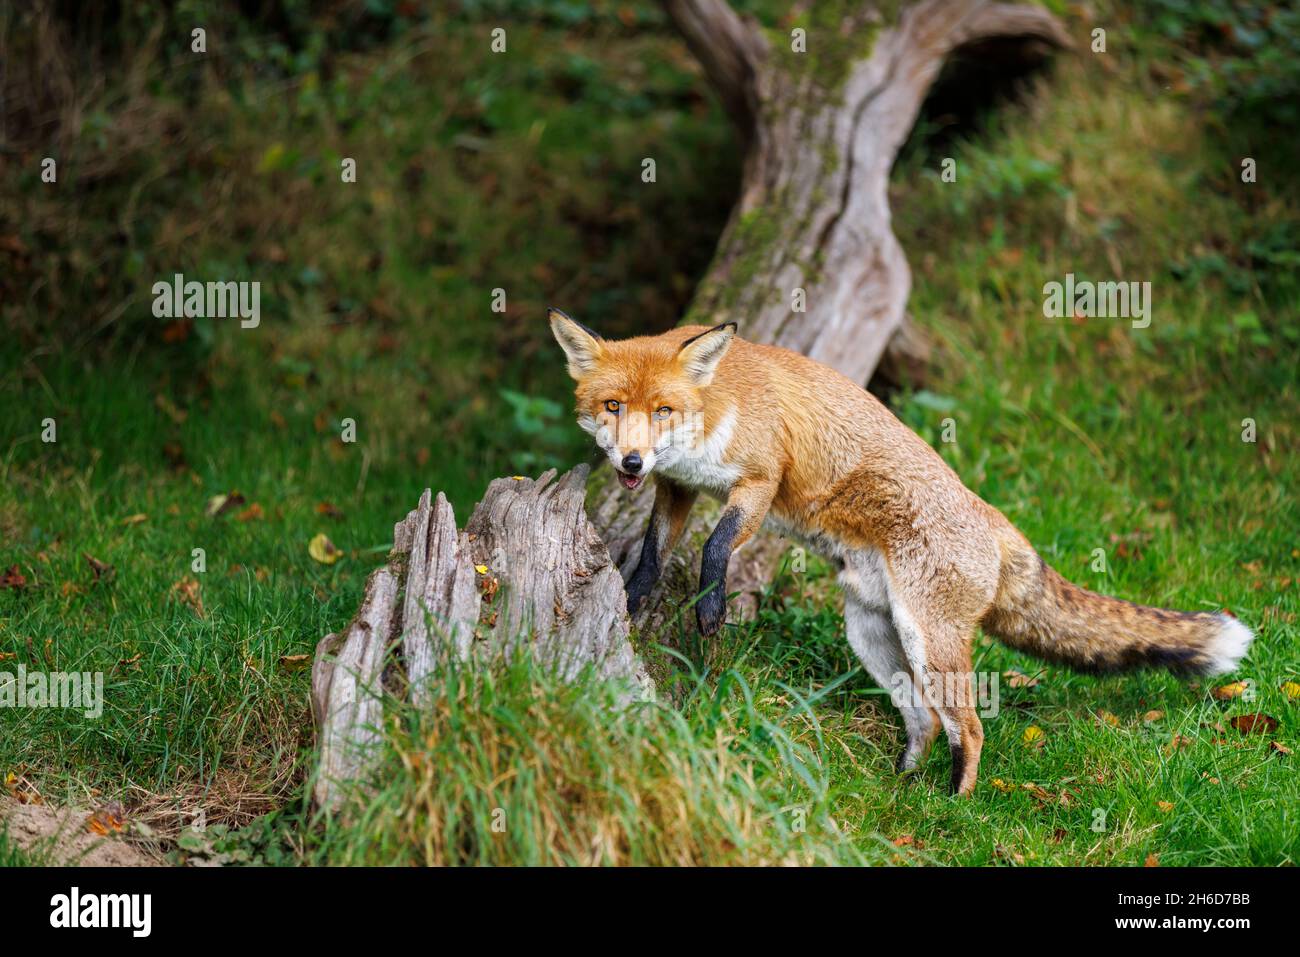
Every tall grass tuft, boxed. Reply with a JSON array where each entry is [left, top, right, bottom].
[[309, 653, 879, 866]]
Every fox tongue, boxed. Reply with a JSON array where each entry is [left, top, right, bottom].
[[618, 471, 643, 490]]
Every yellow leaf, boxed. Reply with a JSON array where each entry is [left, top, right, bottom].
[[1157, 800, 1175, 813], [1022, 725, 1045, 746], [474, 564, 489, 575], [309, 533, 342, 565], [1096, 710, 1120, 728], [990, 778, 1015, 793], [1212, 681, 1248, 700], [1280, 681, 1300, 700]]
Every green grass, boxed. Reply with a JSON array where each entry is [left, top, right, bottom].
[[1, 2, 1297, 865], [0, 829, 37, 866]]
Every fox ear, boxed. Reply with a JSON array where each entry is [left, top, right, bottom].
[[548, 307, 604, 380], [677, 322, 736, 386]]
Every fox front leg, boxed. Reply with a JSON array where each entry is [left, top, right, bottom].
[[626, 478, 697, 616], [696, 479, 778, 637]]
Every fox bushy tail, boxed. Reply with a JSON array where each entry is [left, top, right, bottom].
[[981, 531, 1253, 676]]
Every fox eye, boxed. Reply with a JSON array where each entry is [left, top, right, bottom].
[[604, 400, 620, 414], [654, 406, 672, 419]]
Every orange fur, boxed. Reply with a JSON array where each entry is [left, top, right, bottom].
[[549, 310, 1255, 794]]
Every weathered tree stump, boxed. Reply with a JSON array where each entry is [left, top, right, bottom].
[[311, 467, 652, 812]]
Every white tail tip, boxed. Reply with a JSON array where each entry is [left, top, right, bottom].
[[1205, 614, 1254, 675]]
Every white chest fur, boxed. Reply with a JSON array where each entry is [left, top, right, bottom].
[[657, 409, 742, 498]]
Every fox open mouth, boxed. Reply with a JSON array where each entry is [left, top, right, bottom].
[[616, 470, 644, 490]]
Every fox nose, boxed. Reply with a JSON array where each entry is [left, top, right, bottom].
[[621, 452, 643, 474]]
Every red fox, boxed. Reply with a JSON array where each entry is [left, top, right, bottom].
[[548, 308, 1254, 794]]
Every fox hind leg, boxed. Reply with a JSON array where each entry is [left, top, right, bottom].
[[843, 597, 940, 773], [894, 607, 985, 795]]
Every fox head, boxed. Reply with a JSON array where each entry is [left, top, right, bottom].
[[548, 308, 736, 491]]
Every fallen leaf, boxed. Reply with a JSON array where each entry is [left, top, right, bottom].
[[1142, 710, 1164, 723], [1270, 741, 1292, 756], [4, 771, 41, 805], [315, 501, 344, 519], [0, 565, 29, 590], [278, 654, 311, 673], [160, 320, 191, 344], [1004, 669, 1040, 689], [86, 802, 128, 836], [154, 393, 187, 424], [990, 778, 1015, 793], [162, 441, 187, 470], [1096, 710, 1121, 728], [1022, 725, 1045, 747], [1157, 800, 1175, 813], [236, 503, 264, 522], [1144, 853, 1159, 867], [1280, 681, 1300, 700], [1229, 713, 1279, 735], [308, 533, 342, 565], [171, 576, 204, 617], [1022, 782, 1056, 803], [474, 564, 489, 575], [994, 843, 1025, 865], [83, 553, 116, 584], [120, 513, 149, 526], [892, 835, 915, 847], [1212, 681, 1248, 700], [206, 492, 246, 518]]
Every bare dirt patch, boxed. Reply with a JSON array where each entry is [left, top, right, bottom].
[[1, 798, 160, 866]]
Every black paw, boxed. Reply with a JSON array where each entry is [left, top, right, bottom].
[[625, 574, 653, 616], [695, 588, 727, 637]]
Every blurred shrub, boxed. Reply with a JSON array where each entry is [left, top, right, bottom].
[[1143, 1, 1300, 133]]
